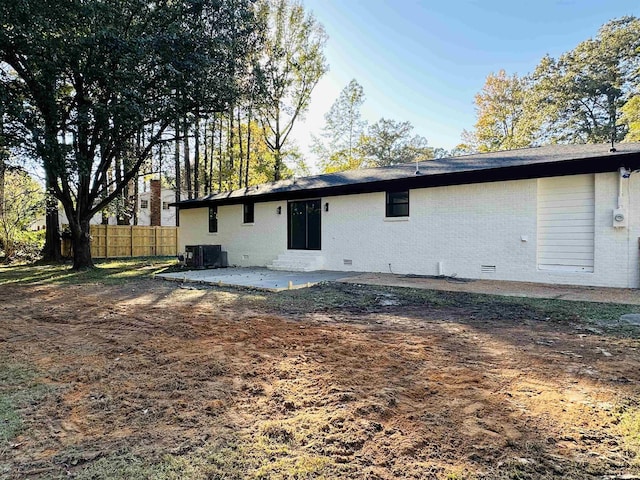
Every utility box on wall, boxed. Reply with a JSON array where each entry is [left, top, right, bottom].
[[613, 208, 628, 228]]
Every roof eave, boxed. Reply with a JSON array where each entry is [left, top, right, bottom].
[[172, 151, 640, 209]]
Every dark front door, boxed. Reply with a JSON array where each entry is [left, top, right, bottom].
[[288, 199, 321, 250]]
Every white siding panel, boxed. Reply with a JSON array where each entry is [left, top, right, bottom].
[[537, 175, 595, 272]]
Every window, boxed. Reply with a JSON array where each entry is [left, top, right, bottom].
[[386, 190, 409, 217], [162, 201, 170, 210], [243, 202, 254, 224], [140, 199, 149, 209], [209, 206, 218, 233]]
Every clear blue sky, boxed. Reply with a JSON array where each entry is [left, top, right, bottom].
[[293, 0, 638, 169]]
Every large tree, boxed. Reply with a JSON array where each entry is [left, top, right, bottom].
[[620, 95, 640, 142], [531, 16, 640, 144], [361, 118, 433, 167], [470, 70, 535, 152], [313, 79, 367, 172], [0, 0, 258, 269], [256, 0, 328, 180]]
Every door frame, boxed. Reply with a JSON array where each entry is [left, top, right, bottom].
[[287, 198, 322, 250]]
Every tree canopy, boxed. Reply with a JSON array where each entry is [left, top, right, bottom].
[[313, 79, 367, 172], [533, 16, 640, 144], [314, 80, 434, 172], [361, 118, 433, 167], [470, 70, 534, 152], [0, 168, 44, 260], [464, 16, 640, 151], [256, 0, 328, 180], [0, 0, 261, 268]]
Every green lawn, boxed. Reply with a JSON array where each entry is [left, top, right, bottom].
[[0, 257, 180, 287]]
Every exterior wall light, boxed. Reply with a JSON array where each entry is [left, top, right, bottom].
[[324, 202, 329, 212], [277, 206, 282, 215]]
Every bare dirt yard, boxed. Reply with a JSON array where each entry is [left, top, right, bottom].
[[2, 271, 640, 479]]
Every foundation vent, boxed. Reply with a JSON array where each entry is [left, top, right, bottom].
[[481, 265, 496, 274], [343, 259, 353, 266]]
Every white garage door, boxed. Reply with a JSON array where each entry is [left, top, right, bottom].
[[537, 174, 595, 272]]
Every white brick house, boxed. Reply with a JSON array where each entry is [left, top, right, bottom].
[[175, 143, 640, 288], [137, 187, 179, 226]]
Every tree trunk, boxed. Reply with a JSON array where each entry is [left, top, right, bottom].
[[194, 113, 200, 198], [40, 118, 62, 262], [209, 120, 215, 194], [133, 177, 139, 226], [0, 155, 5, 219], [274, 149, 282, 181], [101, 168, 109, 225], [118, 136, 135, 226], [273, 110, 283, 181], [237, 108, 244, 189], [202, 118, 209, 195], [41, 171, 61, 262], [228, 106, 234, 190], [218, 114, 223, 192], [183, 116, 192, 199], [115, 154, 126, 224], [71, 217, 93, 270], [245, 109, 252, 187], [174, 121, 181, 226]]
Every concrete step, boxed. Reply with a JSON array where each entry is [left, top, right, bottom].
[[268, 251, 325, 272]]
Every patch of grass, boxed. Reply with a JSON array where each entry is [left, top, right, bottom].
[[0, 396, 21, 445], [62, 442, 258, 480], [257, 283, 639, 325], [199, 442, 257, 480], [0, 360, 47, 451], [618, 403, 640, 464], [0, 257, 180, 286], [254, 455, 332, 479], [65, 452, 186, 480], [445, 469, 476, 480]]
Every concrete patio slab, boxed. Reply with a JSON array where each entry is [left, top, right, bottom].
[[157, 267, 355, 291], [339, 272, 640, 305], [157, 267, 639, 305]]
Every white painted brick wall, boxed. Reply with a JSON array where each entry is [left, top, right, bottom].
[[178, 171, 640, 288], [179, 201, 287, 267]]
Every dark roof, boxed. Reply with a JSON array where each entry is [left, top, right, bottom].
[[176, 143, 640, 208]]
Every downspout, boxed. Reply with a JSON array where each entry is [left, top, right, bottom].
[[617, 167, 637, 288]]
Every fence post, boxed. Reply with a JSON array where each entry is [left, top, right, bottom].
[[130, 225, 134, 258], [155, 227, 160, 256], [104, 225, 109, 259]]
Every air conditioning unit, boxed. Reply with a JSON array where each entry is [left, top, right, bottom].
[[613, 208, 628, 228], [184, 245, 227, 269]]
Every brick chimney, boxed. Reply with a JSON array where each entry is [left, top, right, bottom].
[[150, 179, 161, 226]]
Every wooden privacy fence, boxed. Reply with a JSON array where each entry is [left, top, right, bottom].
[[62, 225, 178, 258]]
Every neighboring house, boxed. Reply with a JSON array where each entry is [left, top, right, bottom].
[[29, 216, 47, 231], [51, 180, 179, 228], [175, 143, 640, 288], [137, 187, 179, 227]]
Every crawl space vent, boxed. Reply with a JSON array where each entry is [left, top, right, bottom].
[[481, 265, 496, 274], [343, 259, 353, 266]]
